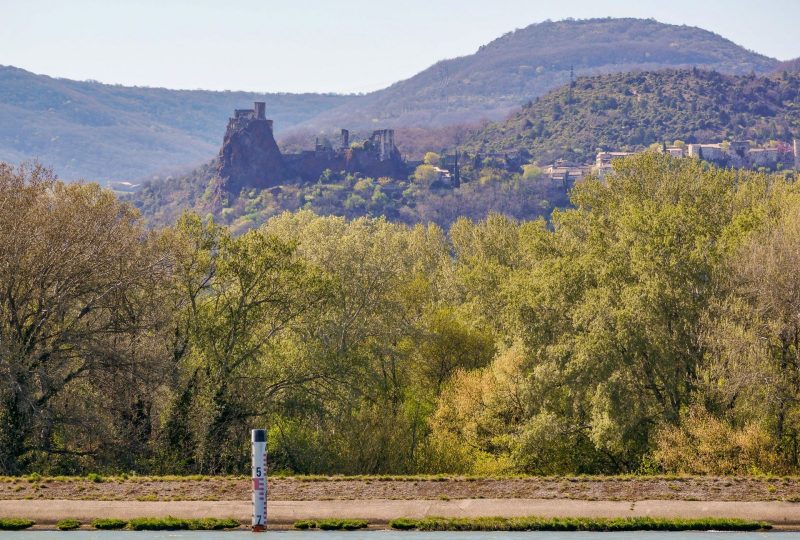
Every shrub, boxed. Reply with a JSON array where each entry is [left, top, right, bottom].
[[654, 405, 782, 475], [127, 517, 239, 531], [91, 518, 128, 530], [188, 518, 240, 530], [86, 473, 104, 483], [389, 518, 418, 530], [0, 518, 35, 530], [57, 519, 81, 530], [314, 519, 368, 530], [389, 517, 769, 531], [128, 517, 188, 531], [293, 520, 317, 529]]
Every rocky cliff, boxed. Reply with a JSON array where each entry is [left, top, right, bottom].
[[217, 110, 287, 193]]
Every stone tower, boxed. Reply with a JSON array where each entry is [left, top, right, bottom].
[[370, 129, 396, 161], [254, 101, 266, 120]]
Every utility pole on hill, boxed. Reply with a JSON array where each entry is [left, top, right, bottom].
[[453, 149, 460, 188], [567, 65, 575, 110]]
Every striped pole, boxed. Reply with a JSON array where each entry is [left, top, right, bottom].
[[251, 429, 267, 531]]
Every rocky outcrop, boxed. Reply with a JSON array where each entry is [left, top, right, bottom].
[[217, 106, 287, 193]]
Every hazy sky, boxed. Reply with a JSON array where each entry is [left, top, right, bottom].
[[2, 0, 799, 94]]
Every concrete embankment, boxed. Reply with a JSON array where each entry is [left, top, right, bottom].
[[3, 498, 800, 528]]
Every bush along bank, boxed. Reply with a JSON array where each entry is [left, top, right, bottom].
[[294, 519, 369, 530], [126, 517, 240, 530], [0, 518, 35, 530], [388, 516, 772, 531]]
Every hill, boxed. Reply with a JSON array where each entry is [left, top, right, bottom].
[[462, 69, 800, 165], [131, 68, 800, 231], [775, 57, 800, 73], [297, 18, 778, 131], [0, 66, 354, 181], [1, 19, 781, 181]]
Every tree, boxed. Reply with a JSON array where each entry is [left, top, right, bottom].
[[521, 164, 543, 181], [698, 194, 800, 470], [261, 212, 436, 472], [429, 343, 527, 474], [505, 154, 778, 470], [165, 213, 329, 473], [0, 163, 173, 474], [414, 164, 440, 184], [423, 152, 441, 167]]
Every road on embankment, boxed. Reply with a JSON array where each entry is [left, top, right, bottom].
[[4, 498, 800, 528]]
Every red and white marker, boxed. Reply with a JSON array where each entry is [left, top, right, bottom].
[[251, 429, 267, 532]]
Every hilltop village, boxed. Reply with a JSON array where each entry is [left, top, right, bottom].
[[543, 140, 800, 182]]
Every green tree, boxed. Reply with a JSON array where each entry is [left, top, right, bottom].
[[414, 164, 440, 184], [166, 213, 329, 473], [506, 154, 779, 471], [0, 163, 173, 474], [423, 152, 441, 167]]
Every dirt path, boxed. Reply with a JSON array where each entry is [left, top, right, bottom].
[[3, 498, 800, 527]]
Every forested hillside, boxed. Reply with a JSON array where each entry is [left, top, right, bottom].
[[4, 154, 800, 476], [463, 69, 800, 165], [129, 157, 570, 232], [299, 18, 777, 131], [0, 66, 354, 181]]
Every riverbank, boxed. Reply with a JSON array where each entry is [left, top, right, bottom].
[[2, 498, 800, 529], [2, 476, 799, 502]]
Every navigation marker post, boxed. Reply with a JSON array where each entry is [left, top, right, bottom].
[[251, 429, 267, 531]]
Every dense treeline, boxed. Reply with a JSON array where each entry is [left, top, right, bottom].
[[2, 153, 800, 476]]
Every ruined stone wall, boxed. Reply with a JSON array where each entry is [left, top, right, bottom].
[[283, 146, 408, 182], [794, 139, 799, 170]]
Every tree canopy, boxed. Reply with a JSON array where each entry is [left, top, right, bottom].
[[3, 154, 800, 475]]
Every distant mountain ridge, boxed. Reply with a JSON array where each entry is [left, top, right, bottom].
[[298, 18, 778, 131], [0, 18, 783, 181], [0, 66, 354, 181]]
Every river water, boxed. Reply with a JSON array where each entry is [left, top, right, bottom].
[[0, 532, 792, 539]]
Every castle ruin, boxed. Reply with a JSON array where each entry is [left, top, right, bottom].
[[795, 139, 800, 171], [216, 102, 408, 192], [218, 102, 287, 193]]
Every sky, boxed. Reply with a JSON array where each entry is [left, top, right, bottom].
[[2, 0, 799, 94]]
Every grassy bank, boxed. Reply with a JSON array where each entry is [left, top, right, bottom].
[[388, 516, 772, 531], [294, 519, 369, 530], [127, 517, 240, 530], [0, 517, 242, 531]]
